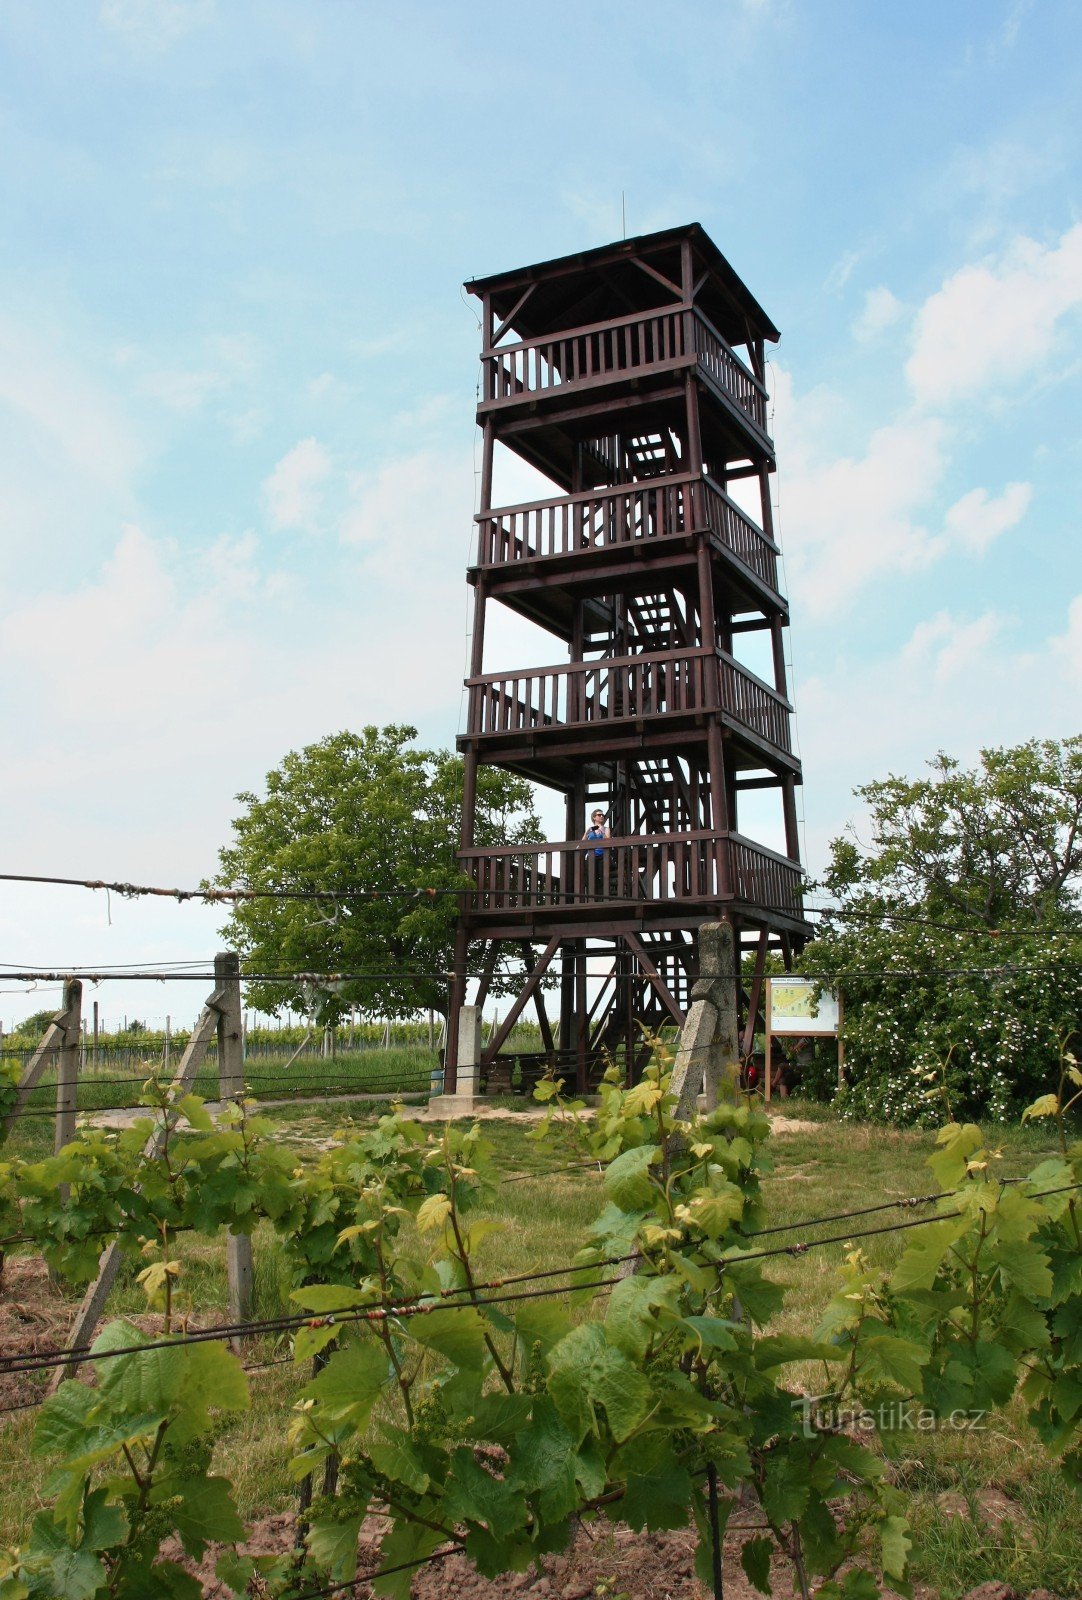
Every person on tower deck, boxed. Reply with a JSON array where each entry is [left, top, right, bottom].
[[581, 809, 610, 898]]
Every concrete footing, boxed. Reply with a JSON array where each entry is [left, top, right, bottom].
[[426, 1093, 485, 1118]]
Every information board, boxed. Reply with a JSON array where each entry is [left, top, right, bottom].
[[766, 977, 840, 1037]]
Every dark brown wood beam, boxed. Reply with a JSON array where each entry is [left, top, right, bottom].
[[490, 285, 537, 348], [482, 936, 561, 1066], [630, 255, 683, 299], [624, 932, 685, 1024], [741, 928, 769, 1058]]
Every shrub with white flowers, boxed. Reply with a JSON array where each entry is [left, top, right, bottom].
[[801, 738, 1082, 1125]]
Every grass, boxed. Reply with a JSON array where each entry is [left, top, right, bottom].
[[1, 1044, 436, 1129], [0, 1096, 1077, 1595]]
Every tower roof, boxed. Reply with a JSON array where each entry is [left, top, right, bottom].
[[466, 222, 779, 347]]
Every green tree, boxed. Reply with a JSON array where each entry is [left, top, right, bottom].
[[803, 738, 1082, 1123], [211, 725, 541, 1023], [10, 1009, 58, 1041]]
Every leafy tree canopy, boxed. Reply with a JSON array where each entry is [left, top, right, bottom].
[[803, 738, 1082, 1123], [211, 725, 541, 1023], [822, 737, 1082, 928]]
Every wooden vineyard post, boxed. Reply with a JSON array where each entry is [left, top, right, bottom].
[[4, 981, 82, 1134], [215, 951, 254, 1329], [54, 977, 83, 1159], [51, 973, 229, 1390]]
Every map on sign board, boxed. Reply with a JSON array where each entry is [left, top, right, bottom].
[[767, 977, 840, 1036]]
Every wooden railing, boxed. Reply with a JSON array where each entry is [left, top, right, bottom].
[[717, 653, 792, 752], [484, 306, 686, 405], [691, 312, 768, 436], [482, 305, 769, 441], [478, 474, 695, 564], [459, 832, 803, 920], [467, 647, 714, 736], [728, 834, 804, 916], [694, 478, 779, 590], [466, 647, 791, 755], [476, 473, 779, 593]]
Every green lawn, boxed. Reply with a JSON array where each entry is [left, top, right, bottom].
[[0, 1096, 1077, 1597]]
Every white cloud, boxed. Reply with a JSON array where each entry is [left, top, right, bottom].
[[906, 223, 1082, 406], [852, 286, 904, 342], [140, 367, 220, 412], [797, 598, 1082, 874], [99, 0, 213, 49], [0, 314, 139, 493], [263, 437, 332, 534], [773, 366, 1034, 615], [943, 481, 1031, 553], [772, 368, 950, 614]]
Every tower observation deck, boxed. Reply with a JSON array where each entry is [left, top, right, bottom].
[[446, 223, 811, 1093]]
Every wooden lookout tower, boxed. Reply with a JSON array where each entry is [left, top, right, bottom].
[[446, 224, 811, 1094]]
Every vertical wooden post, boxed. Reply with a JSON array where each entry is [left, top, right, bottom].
[[764, 977, 773, 1105], [575, 942, 588, 1095], [164, 1014, 171, 1075], [92, 999, 99, 1066], [215, 952, 253, 1325], [55, 978, 82, 1158]]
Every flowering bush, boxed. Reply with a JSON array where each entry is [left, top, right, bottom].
[[802, 739, 1082, 1125]]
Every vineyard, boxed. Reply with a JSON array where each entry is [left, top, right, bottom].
[[0, 1038, 1078, 1600]]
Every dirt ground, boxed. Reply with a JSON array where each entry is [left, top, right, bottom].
[[178, 1509, 1066, 1600]]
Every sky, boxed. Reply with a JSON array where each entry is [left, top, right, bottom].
[[1, 0, 1081, 1030]]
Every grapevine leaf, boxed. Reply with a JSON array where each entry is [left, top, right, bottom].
[[619, 1436, 691, 1531], [305, 1337, 391, 1424], [175, 1095, 214, 1132], [213, 1552, 257, 1597], [891, 1215, 972, 1293], [307, 1511, 364, 1582], [459, 1390, 532, 1446], [22, 1515, 104, 1600], [998, 1242, 1054, 1300], [880, 1513, 911, 1580], [416, 1195, 453, 1232], [740, 1534, 773, 1594], [605, 1274, 676, 1360], [574, 1438, 607, 1500], [722, 1264, 785, 1325], [1021, 1094, 1060, 1123], [290, 1285, 370, 1312], [688, 1182, 746, 1238], [858, 1332, 928, 1391], [841, 1570, 881, 1600], [508, 1399, 579, 1522], [80, 1489, 128, 1552], [368, 1428, 431, 1495], [762, 1452, 810, 1524], [293, 1321, 342, 1363], [512, 1299, 571, 1356], [157, 1475, 245, 1559], [444, 1448, 528, 1534], [928, 1124, 984, 1188], [680, 1315, 739, 1354], [997, 1292, 1051, 1352], [119, 1559, 204, 1599], [33, 1390, 165, 1476], [603, 1146, 659, 1211], [407, 1305, 487, 1370], [547, 1322, 651, 1444], [753, 1336, 845, 1371]]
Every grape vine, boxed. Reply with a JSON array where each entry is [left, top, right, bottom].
[[0, 1049, 1076, 1599]]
